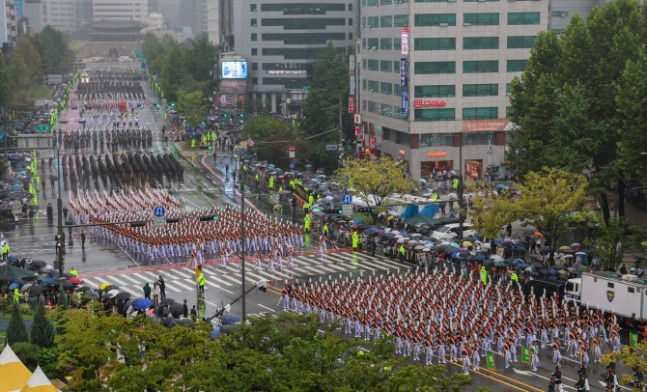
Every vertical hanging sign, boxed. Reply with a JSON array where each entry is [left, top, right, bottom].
[[401, 27, 409, 55], [400, 58, 409, 86], [402, 91, 409, 115], [349, 55, 356, 97]]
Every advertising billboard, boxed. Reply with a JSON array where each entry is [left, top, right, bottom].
[[221, 61, 248, 79]]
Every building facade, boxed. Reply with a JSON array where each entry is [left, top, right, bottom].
[[1, 0, 18, 44], [223, 0, 359, 110], [205, 0, 219, 45], [92, 0, 148, 22], [358, 0, 549, 180]]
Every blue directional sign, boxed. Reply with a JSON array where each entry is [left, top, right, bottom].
[[342, 194, 352, 205], [326, 144, 338, 151], [153, 206, 166, 217]]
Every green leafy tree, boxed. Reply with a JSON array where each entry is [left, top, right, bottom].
[[186, 35, 217, 92], [0, 56, 13, 106], [6, 303, 28, 346], [161, 45, 188, 102], [513, 167, 589, 264], [336, 157, 420, 221], [242, 116, 292, 168], [31, 301, 56, 348], [177, 89, 207, 128], [141, 32, 167, 75], [468, 184, 518, 240], [30, 26, 74, 74], [508, 0, 646, 223]]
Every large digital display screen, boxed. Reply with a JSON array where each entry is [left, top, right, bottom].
[[221, 62, 248, 79]]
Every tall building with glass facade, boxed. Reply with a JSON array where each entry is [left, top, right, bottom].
[[223, 0, 359, 110], [358, 0, 548, 180]]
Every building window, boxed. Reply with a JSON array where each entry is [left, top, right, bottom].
[[251, 33, 257, 41], [362, 79, 367, 90], [463, 36, 499, 50], [464, 0, 498, 2], [349, 33, 353, 40], [362, 59, 367, 69], [414, 85, 456, 97], [394, 14, 409, 27], [414, 37, 456, 50], [251, 48, 258, 55], [367, 0, 379, 5], [463, 60, 498, 73], [415, 61, 456, 74], [251, 18, 257, 27], [463, 107, 498, 120], [416, 0, 456, 2], [463, 131, 494, 145], [250, 4, 257, 11], [394, 84, 402, 96], [463, 84, 498, 97], [414, 109, 456, 121], [420, 133, 455, 147], [367, 38, 378, 49], [508, 12, 540, 25], [399, 132, 411, 146], [552, 10, 568, 17], [507, 59, 528, 72], [507, 36, 537, 48], [349, 3, 354, 10], [506, 83, 512, 95], [380, 38, 392, 50], [368, 80, 380, 92], [381, 15, 392, 27], [349, 18, 353, 25], [381, 60, 393, 72], [414, 13, 456, 26], [394, 60, 400, 73], [394, 38, 402, 51], [463, 13, 499, 25], [367, 59, 379, 71], [251, 63, 258, 70], [367, 16, 378, 27], [381, 82, 393, 95]]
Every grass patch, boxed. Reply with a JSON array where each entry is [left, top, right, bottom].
[[0, 313, 34, 320]]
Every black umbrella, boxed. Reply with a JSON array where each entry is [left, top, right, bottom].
[[27, 260, 47, 271], [115, 292, 131, 301], [59, 280, 74, 289], [101, 285, 119, 293], [0, 265, 37, 281], [160, 298, 175, 307], [169, 302, 184, 318], [170, 318, 194, 328], [78, 286, 92, 293], [29, 284, 48, 296]]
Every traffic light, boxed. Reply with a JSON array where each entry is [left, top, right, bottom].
[[130, 221, 147, 227], [155, 103, 160, 108], [223, 113, 228, 118], [199, 215, 219, 222], [170, 102, 175, 107], [239, 113, 244, 117], [371, 207, 376, 214], [165, 218, 180, 224], [338, 209, 343, 214]]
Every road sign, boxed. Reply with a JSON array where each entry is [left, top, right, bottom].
[[248, 139, 255, 147], [36, 125, 51, 132], [289, 145, 295, 159], [153, 217, 166, 228], [342, 194, 352, 205], [153, 206, 166, 218], [342, 204, 353, 216], [325, 144, 338, 151]]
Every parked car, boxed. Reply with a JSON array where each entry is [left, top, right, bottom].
[[431, 223, 475, 241]]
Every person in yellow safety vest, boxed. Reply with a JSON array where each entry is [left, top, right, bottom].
[[269, 175, 274, 189], [69, 267, 79, 278], [289, 179, 295, 189], [197, 271, 206, 295], [243, 164, 247, 172], [480, 266, 487, 286], [308, 194, 314, 207], [510, 271, 519, 284], [303, 202, 309, 213], [452, 177, 459, 189], [255, 173, 259, 182], [398, 244, 406, 263], [279, 185, 283, 192], [431, 191, 439, 201], [191, 138, 196, 148], [1, 243, 10, 261], [13, 287, 22, 304], [323, 223, 329, 237], [352, 231, 359, 250], [304, 214, 311, 233]]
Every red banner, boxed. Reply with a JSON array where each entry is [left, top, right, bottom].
[[348, 96, 355, 113]]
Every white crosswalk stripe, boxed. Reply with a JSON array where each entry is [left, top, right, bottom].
[[81, 252, 408, 299]]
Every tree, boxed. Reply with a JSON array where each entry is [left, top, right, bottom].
[[6, 303, 28, 346], [617, 53, 647, 187], [336, 157, 419, 221], [177, 89, 207, 128], [513, 167, 589, 264], [30, 26, 74, 74], [186, 35, 217, 92], [11, 37, 43, 85], [242, 117, 292, 169], [468, 184, 518, 240], [161, 45, 188, 102], [0, 57, 13, 106], [31, 301, 56, 348], [508, 0, 647, 223]]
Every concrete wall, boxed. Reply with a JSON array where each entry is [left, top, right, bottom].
[[16, 134, 54, 150]]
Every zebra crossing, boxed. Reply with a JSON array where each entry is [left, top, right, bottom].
[[80, 251, 411, 301]]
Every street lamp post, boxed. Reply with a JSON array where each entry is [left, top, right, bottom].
[[56, 131, 64, 275], [240, 178, 247, 321]]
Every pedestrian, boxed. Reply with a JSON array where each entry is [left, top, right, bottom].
[[506, 223, 512, 237], [46, 203, 53, 222], [152, 283, 159, 307], [190, 305, 197, 323], [183, 299, 188, 318], [80, 229, 86, 250], [156, 275, 166, 300], [548, 377, 556, 392], [553, 365, 564, 392], [143, 282, 151, 299], [63, 206, 68, 220], [28, 208, 34, 223]]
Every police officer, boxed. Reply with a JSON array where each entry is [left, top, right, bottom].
[[553, 365, 564, 392]]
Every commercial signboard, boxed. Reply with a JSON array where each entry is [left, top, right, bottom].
[[400, 58, 409, 86], [401, 27, 409, 55]]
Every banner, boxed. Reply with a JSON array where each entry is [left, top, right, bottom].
[[401, 91, 409, 115], [348, 96, 355, 114], [486, 352, 496, 370], [400, 58, 409, 86], [631, 332, 639, 347], [521, 346, 530, 363], [401, 27, 409, 55]]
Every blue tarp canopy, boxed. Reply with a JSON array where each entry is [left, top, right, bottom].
[[401, 204, 419, 219], [420, 204, 439, 218]]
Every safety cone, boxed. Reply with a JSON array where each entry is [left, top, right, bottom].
[[46, 299, 52, 311]]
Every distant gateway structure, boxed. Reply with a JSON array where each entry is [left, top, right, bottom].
[[89, 21, 145, 41]]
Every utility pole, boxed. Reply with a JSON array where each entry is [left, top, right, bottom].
[[458, 133, 464, 241], [56, 130, 64, 275], [338, 97, 343, 168], [240, 178, 247, 322]]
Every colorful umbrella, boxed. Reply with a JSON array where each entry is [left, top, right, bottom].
[[99, 282, 112, 290], [133, 298, 152, 310], [69, 278, 82, 285]]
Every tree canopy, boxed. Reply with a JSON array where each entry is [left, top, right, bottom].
[[513, 167, 589, 263], [508, 0, 647, 223], [336, 157, 420, 212]]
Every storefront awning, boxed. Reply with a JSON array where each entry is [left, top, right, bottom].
[[462, 119, 510, 132]]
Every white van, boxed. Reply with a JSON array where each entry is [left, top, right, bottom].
[[431, 223, 475, 241]]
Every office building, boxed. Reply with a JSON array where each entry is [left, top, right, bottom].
[[358, 0, 548, 180], [92, 0, 148, 22], [23, 0, 76, 32], [222, 0, 359, 110], [205, 0, 219, 45], [1, 0, 18, 44]]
